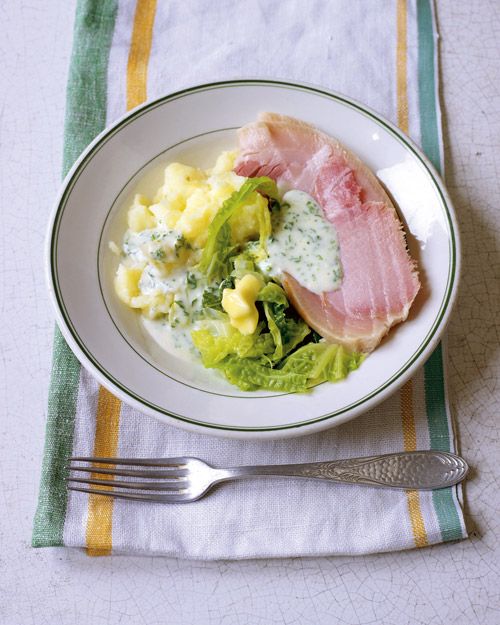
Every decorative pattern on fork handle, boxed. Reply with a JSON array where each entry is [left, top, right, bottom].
[[294, 451, 468, 490]]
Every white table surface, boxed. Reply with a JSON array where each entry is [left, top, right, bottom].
[[1, 1, 499, 623]]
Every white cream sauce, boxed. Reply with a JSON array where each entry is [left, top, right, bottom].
[[262, 190, 343, 294], [141, 272, 205, 362], [121, 227, 205, 362], [142, 317, 200, 363]]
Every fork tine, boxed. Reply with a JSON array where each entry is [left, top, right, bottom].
[[69, 456, 188, 467], [67, 476, 187, 491], [66, 465, 187, 479], [68, 486, 191, 503]]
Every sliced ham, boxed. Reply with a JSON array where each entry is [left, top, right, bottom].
[[234, 112, 420, 352]]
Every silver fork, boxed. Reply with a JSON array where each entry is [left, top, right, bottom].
[[66, 451, 468, 504]]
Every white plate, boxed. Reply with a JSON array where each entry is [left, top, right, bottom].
[[46, 79, 460, 439]]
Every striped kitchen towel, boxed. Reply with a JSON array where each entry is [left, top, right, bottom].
[[33, 0, 467, 558]]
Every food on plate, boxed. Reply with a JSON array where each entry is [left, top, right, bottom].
[[221, 273, 264, 335], [111, 114, 420, 391], [235, 112, 420, 352]]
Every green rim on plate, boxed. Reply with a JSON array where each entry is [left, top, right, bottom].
[[49, 79, 457, 432]]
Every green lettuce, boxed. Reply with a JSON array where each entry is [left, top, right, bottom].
[[216, 355, 309, 392], [191, 314, 274, 368], [198, 177, 279, 281], [256, 282, 288, 306], [215, 343, 364, 392], [191, 307, 363, 392], [257, 282, 310, 361], [231, 253, 262, 281], [197, 220, 237, 283], [280, 343, 365, 384]]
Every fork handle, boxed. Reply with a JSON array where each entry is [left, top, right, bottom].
[[220, 451, 468, 490]]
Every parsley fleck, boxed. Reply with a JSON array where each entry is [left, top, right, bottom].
[[152, 248, 166, 260], [175, 234, 192, 257], [186, 272, 198, 289]]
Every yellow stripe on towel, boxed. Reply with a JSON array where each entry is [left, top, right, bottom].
[[397, 0, 409, 134], [400, 381, 429, 548], [86, 387, 121, 556], [86, 0, 157, 556], [127, 0, 157, 110], [397, 0, 429, 549]]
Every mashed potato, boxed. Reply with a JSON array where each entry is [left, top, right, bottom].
[[112, 151, 267, 321]]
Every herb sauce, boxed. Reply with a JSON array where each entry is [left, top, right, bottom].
[[263, 190, 343, 294]]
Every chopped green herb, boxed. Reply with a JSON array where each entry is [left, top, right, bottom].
[[175, 234, 192, 257], [202, 277, 234, 310], [152, 248, 166, 260], [186, 272, 198, 289]]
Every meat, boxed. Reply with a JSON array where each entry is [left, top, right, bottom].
[[234, 112, 420, 352]]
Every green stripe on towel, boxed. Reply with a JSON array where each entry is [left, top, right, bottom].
[[32, 0, 118, 547], [417, 0, 441, 172], [425, 344, 464, 541], [32, 329, 81, 546], [418, 0, 465, 542]]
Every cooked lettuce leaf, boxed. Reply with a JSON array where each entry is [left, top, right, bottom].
[[256, 282, 288, 306], [216, 355, 309, 392], [191, 315, 274, 368], [256, 282, 310, 360], [280, 343, 365, 384], [197, 219, 237, 283], [254, 191, 273, 260], [192, 308, 363, 392], [198, 177, 279, 281], [230, 253, 264, 281], [263, 303, 309, 361], [214, 342, 364, 393]]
